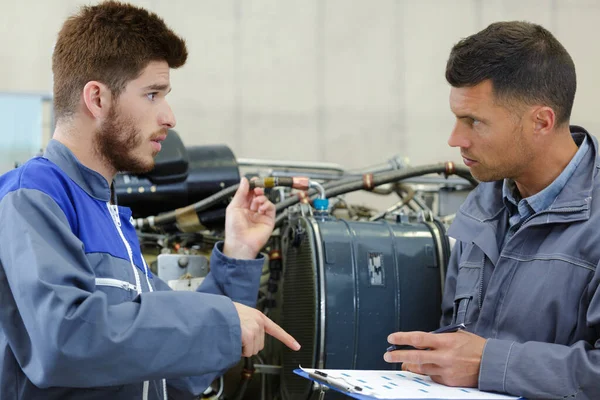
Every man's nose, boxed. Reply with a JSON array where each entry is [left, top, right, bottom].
[[448, 122, 470, 148]]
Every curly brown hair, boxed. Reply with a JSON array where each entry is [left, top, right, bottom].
[[52, 1, 188, 120]]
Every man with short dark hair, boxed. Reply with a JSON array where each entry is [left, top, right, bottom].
[[0, 2, 299, 399], [386, 21, 600, 399]]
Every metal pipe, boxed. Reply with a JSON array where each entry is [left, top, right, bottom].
[[398, 175, 474, 186], [237, 158, 345, 174], [269, 170, 346, 181], [346, 155, 407, 175], [309, 180, 326, 199], [271, 171, 473, 187]]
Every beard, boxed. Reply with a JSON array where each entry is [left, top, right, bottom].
[[466, 124, 530, 182], [94, 104, 158, 174]]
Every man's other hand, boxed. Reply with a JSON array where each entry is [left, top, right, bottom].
[[384, 330, 486, 387], [223, 177, 275, 260]]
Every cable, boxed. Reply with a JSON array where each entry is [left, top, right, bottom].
[[369, 183, 419, 221], [230, 357, 254, 400], [133, 177, 313, 230], [134, 162, 475, 231], [274, 162, 473, 214], [274, 162, 476, 227], [134, 184, 239, 230], [215, 376, 224, 399], [201, 376, 224, 400]]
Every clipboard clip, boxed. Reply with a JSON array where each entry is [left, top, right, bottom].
[[307, 370, 364, 394]]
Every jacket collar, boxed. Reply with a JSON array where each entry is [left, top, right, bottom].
[[43, 139, 113, 202], [449, 126, 596, 251]]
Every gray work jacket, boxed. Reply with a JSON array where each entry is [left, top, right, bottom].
[[443, 127, 600, 399], [0, 140, 264, 399]]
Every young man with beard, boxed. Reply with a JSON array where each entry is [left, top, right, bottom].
[[0, 2, 299, 399], [385, 22, 600, 400]]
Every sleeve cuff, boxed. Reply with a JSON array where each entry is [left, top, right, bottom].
[[479, 338, 516, 393], [213, 241, 265, 265], [225, 298, 242, 360], [209, 242, 265, 306]]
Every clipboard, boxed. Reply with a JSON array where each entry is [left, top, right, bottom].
[[293, 368, 523, 400], [294, 368, 379, 400]]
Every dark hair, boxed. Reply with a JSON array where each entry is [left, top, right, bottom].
[[52, 1, 188, 120], [446, 21, 576, 126]]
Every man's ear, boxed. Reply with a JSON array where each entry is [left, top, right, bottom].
[[531, 106, 556, 137], [82, 81, 113, 119]]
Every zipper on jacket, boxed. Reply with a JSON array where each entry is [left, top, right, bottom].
[[142, 380, 168, 400], [478, 253, 485, 311], [106, 203, 166, 400], [95, 277, 138, 292], [108, 204, 121, 227], [106, 203, 142, 295]]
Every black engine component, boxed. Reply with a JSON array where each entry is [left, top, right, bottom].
[[114, 130, 240, 218]]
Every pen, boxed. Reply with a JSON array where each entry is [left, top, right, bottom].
[[432, 322, 467, 334], [386, 323, 467, 352]]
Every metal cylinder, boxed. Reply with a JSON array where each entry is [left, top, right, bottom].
[[279, 216, 447, 400]]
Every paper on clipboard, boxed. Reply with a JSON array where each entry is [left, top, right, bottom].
[[297, 367, 521, 399]]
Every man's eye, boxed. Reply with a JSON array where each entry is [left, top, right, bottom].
[[472, 119, 481, 126], [147, 93, 157, 101]]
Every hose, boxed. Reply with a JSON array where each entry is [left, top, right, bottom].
[[369, 184, 416, 221], [229, 357, 254, 400], [274, 162, 475, 219], [249, 176, 309, 191], [134, 176, 313, 230], [134, 162, 475, 231], [133, 184, 239, 230]]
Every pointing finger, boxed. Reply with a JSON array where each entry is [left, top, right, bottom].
[[263, 315, 301, 351]]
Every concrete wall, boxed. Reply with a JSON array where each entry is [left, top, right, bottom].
[[0, 0, 598, 172]]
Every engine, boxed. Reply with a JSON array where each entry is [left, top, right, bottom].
[[114, 130, 239, 220], [118, 130, 475, 399]]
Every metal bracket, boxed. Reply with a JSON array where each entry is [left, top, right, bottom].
[[157, 254, 209, 281], [292, 223, 306, 248], [299, 202, 314, 217], [253, 364, 282, 375]]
